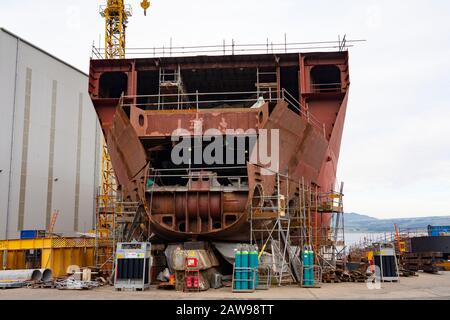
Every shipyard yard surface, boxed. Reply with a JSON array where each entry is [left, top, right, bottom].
[[1, 272, 450, 300]]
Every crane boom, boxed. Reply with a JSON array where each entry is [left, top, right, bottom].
[[100, 0, 150, 59]]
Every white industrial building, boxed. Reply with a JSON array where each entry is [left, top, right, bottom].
[[0, 28, 101, 240]]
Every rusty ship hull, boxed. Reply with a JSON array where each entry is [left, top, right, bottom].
[[89, 51, 349, 242]]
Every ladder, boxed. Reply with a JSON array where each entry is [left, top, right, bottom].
[[48, 210, 59, 234], [158, 65, 188, 110], [256, 67, 279, 102]]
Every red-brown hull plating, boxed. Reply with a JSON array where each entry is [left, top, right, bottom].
[[89, 51, 349, 241]]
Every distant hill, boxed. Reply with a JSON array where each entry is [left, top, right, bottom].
[[345, 213, 450, 232]]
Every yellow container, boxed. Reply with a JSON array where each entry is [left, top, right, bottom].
[[0, 238, 95, 278]]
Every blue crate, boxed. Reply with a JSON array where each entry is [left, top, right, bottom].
[[20, 230, 46, 239], [428, 225, 450, 237]]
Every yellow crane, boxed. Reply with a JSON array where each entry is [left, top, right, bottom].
[[96, 1, 150, 275], [100, 0, 150, 59]]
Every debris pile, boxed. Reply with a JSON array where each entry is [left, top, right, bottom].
[[55, 278, 100, 290], [402, 252, 444, 274]]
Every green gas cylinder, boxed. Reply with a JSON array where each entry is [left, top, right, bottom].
[[234, 247, 242, 290], [241, 246, 249, 290], [249, 245, 259, 289]]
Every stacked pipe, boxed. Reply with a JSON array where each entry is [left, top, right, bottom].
[[0, 269, 53, 282], [234, 244, 259, 291]]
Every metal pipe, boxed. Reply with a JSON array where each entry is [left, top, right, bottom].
[[0, 269, 42, 282], [39, 269, 53, 282]]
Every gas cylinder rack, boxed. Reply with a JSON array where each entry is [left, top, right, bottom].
[[232, 244, 259, 293], [114, 242, 152, 291], [299, 247, 322, 288]]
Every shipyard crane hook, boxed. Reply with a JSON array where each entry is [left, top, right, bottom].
[[100, 0, 151, 59], [141, 0, 151, 15]]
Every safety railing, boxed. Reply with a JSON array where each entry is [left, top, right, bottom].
[[348, 228, 429, 251], [91, 42, 104, 60], [147, 167, 249, 191], [311, 83, 342, 93], [91, 37, 365, 60], [280, 89, 325, 134], [124, 90, 276, 110], [123, 89, 326, 136]]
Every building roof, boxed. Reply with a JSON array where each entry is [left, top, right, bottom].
[[0, 27, 88, 77]]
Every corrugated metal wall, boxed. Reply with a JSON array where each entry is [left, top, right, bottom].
[[0, 29, 101, 240]]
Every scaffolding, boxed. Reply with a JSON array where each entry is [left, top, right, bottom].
[[290, 177, 313, 250], [250, 174, 295, 286], [94, 142, 118, 275], [313, 183, 346, 270], [249, 170, 345, 286], [115, 201, 141, 243]]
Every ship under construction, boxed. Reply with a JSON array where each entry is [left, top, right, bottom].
[[89, 42, 350, 250]]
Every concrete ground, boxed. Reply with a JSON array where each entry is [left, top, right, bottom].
[[1, 271, 450, 300]]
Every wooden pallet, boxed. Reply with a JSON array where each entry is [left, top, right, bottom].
[[322, 269, 368, 283]]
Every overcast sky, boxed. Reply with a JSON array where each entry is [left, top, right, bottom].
[[1, 1, 450, 219]]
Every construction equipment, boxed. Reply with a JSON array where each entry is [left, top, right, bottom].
[[100, 0, 150, 59], [95, 0, 152, 270], [0, 238, 95, 278], [115, 242, 152, 291], [394, 224, 406, 256], [372, 242, 400, 282]]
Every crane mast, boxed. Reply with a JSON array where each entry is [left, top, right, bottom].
[[100, 0, 150, 59], [95, 0, 150, 275]]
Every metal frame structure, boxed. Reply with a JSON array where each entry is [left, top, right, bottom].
[[0, 238, 95, 277], [250, 172, 295, 286], [313, 183, 346, 270], [99, 0, 149, 59], [232, 266, 258, 293], [89, 49, 350, 247], [249, 170, 346, 286], [100, 1, 132, 59], [299, 262, 323, 289], [95, 142, 118, 275], [91, 37, 365, 59]]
